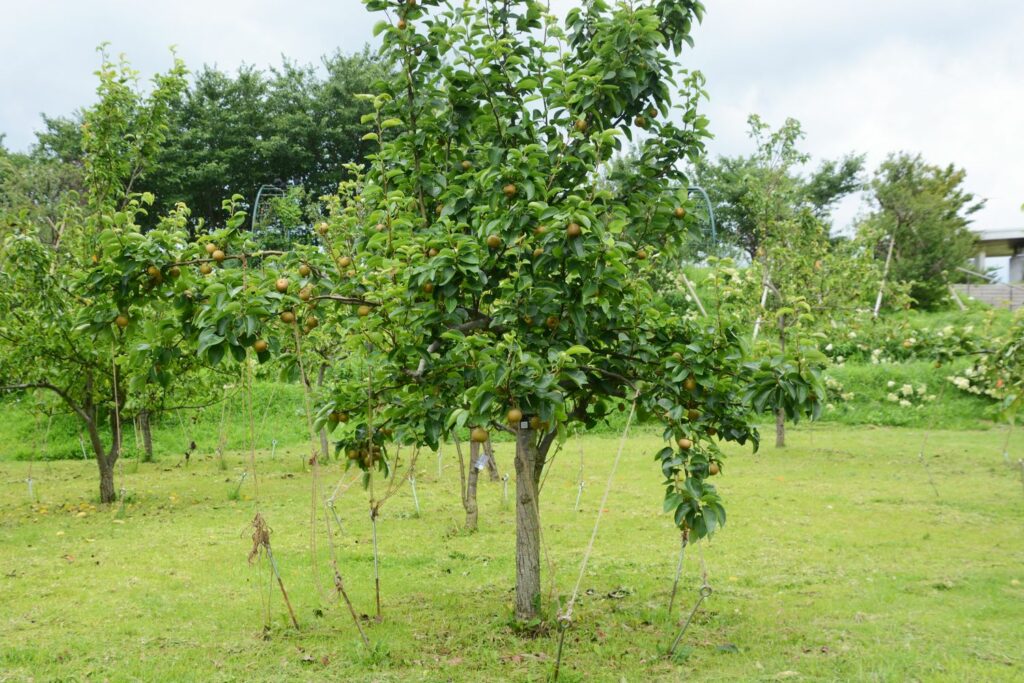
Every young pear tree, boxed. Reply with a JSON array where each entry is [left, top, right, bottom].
[[309, 0, 770, 622], [94, 0, 821, 624], [0, 51, 189, 502]]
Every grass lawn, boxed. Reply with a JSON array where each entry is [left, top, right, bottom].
[[1, 424, 1022, 681]]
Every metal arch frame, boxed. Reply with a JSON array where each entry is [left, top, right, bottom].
[[251, 184, 286, 233], [687, 185, 716, 248]]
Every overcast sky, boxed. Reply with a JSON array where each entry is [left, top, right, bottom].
[[2, 0, 1022, 236]]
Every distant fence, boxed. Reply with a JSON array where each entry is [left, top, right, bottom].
[[952, 284, 1024, 310]]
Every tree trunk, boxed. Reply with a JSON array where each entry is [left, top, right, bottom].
[[514, 425, 541, 621], [86, 414, 120, 504], [465, 440, 481, 531], [98, 455, 116, 503], [139, 409, 154, 462], [483, 438, 499, 481]]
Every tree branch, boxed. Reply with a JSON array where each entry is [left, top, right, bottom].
[[0, 383, 90, 423]]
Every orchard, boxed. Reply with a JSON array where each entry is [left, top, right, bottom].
[[1, 1, 1022, 680]]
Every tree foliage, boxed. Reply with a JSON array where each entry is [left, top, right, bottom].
[[694, 115, 864, 259], [33, 50, 387, 231], [858, 152, 983, 309]]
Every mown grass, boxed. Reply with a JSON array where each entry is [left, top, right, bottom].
[[2, 425, 1022, 681]]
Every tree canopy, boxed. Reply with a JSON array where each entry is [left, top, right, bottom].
[[694, 115, 864, 259], [31, 49, 387, 231], [857, 152, 983, 309]]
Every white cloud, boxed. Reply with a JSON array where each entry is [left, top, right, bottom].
[[688, 0, 1024, 232]]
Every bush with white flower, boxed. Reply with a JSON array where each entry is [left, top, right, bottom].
[[884, 380, 936, 408]]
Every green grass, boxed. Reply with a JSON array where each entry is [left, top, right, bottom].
[[820, 360, 997, 429], [0, 382, 309, 462], [2, 425, 1023, 681]]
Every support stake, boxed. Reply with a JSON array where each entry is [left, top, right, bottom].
[[667, 530, 688, 615], [267, 547, 301, 630], [410, 475, 420, 516], [371, 506, 382, 622]]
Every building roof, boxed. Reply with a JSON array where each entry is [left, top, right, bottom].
[[972, 228, 1024, 257]]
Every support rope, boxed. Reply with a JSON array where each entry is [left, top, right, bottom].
[[552, 395, 637, 682]]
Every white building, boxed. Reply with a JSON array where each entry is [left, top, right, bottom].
[[972, 228, 1024, 282]]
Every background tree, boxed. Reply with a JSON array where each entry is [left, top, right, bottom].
[[32, 49, 387, 231], [0, 141, 85, 245], [857, 152, 983, 309], [694, 114, 863, 259]]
